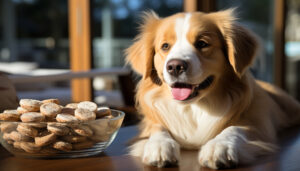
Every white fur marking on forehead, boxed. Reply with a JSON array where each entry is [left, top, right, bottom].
[[163, 13, 202, 85]]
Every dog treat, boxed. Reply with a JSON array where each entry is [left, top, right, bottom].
[[61, 107, 75, 115], [17, 107, 30, 114], [27, 123, 47, 128], [16, 124, 38, 137], [96, 107, 111, 118], [78, 101, 97, 112], [40, 103, 62, 118], [56, 114, 78, 123], [13, 141, 22, 149], [0, 123, 17, 133], [42, 99, 60, 105], [75, 108, 96, 121], [19, 99, 42, 112], [73, 140, 94, 150], [53, 141, 72, 151], [61, 135, 87, 143], [72, 125, 93, 137], [35, 133, 56, 147], [9, 131, 32, 142], [4, 109, 20, 115], [0, 112, 20, 121], [20, 112, 45, 122], [65, 103, 78, 109], [3, 133, 11, 141], [20, 142, 41, 153], [47, 123, 70, 136]]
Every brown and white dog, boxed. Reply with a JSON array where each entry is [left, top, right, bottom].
[[125, 9, 300, 169]]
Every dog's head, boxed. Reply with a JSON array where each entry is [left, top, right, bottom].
[[126, 9, 258, 102]]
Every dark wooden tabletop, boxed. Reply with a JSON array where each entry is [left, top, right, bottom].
[[1, 125, 300, 171]]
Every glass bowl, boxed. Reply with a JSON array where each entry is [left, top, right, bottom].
[[0, 109, 125, 159]]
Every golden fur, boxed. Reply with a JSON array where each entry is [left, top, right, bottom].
[[125, 9, 300, 169]]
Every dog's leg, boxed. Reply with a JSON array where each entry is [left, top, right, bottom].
[[130, 129, 180, 168], [198, 126, 277, 169]]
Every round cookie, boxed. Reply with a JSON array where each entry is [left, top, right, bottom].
[[13, 141, 22, 149], [77, 101, 97, 112], [17, 107, 30, 114], [96, 107, 111, 118], [75, 108, 96, 121], [53, 141, 72, 151], [61, 135, 87, 143], [40, 102, 62, 118], [19, 99, 42, 112], [35, 133, 56, 147], [20, 112, 45, 122], [20, 142, 41, 153], [47, 123, 70, 136], [42, 99, 60, 105], [27, 123, 47, 128], [73, 125, 93, 137], [0, 112, 20, 121], [56, 114, 78, 123], [9, 131, 32, 142], [0, 123, 17, 133], [73, 141, 94, 150], [16, 124, 38, 137], [4, 109, 20, 116], [65, 103, 78, 109]]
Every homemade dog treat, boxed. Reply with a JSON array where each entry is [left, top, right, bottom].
[[0, 123, 17, 133], [8, 131, 32, 142], [20, 112, 45, 122], [17, 107, 30, 114], [77, 101, 97, 112], [35, 133, 56, 147], [40, 103, 62, 118], [65, 103, 78, 109], [42, 99, 60, 105], [56, 114, 78, 123], [53, 141, 72, 151], [96, 107, 111, 118], [75, 108, 96, 121], [0, 98, 115, 155], [72, 125, 93, 137], [20, 142, 41, 153], [47, 123, 70, 136], [16, 124, 38, 137], [62, 135, 87, 143], [0, 112, 20, 121], [19, 99, 42, 112]]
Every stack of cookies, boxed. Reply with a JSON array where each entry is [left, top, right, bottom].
[[0, 99, 114, 155]]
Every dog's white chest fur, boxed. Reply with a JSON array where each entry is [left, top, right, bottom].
[[146, 89, 226, 149]]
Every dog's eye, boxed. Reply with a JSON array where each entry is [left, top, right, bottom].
[[161, 43, 170, 51], [195, 40, 209, 49]]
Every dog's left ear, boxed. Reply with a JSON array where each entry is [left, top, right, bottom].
[[125, 11, 160, 79], [209, 9, 258, 78]]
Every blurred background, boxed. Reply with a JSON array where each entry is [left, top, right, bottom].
[[0, 0, 299, 112]]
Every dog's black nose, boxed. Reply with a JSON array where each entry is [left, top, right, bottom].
[[166, 59, 188, 77]]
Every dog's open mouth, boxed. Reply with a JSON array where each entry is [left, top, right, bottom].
[[171, 76, 214, 101]]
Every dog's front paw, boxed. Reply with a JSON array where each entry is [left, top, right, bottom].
[[198, 138, 238, 169], [142, 132, 180, 168]]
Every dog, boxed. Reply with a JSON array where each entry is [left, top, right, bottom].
[[125, 9, 300, 169]]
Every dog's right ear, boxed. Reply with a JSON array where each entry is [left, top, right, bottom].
[[125, 11, 160, 79]]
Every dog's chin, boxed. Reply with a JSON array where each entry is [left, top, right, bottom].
[[169, 75, 215, 102]]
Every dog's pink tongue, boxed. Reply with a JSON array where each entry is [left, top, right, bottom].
[[171, 88, 192, 101]]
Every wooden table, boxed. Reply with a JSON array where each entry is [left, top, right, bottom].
[[1, 125, 300, 171]]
